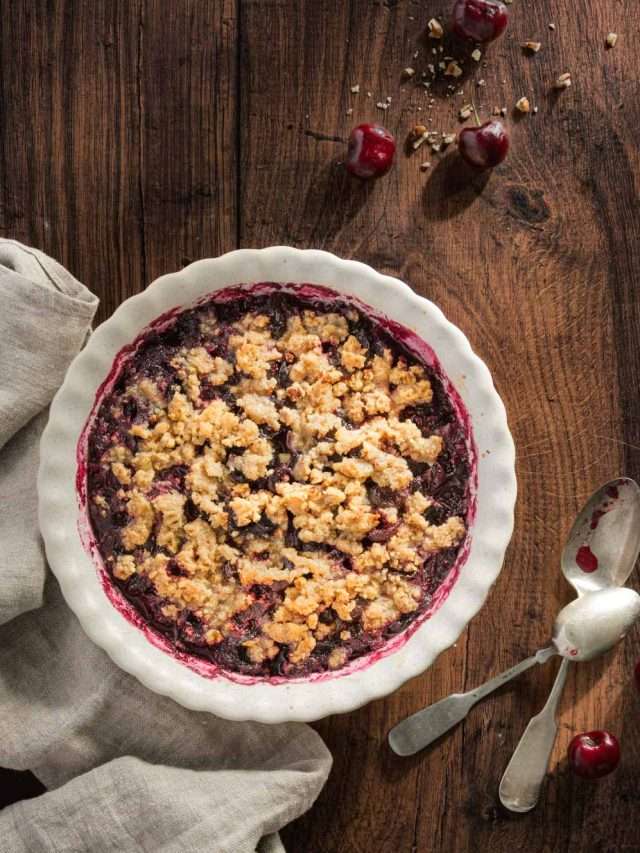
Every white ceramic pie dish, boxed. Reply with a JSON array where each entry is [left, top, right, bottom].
[[38, 247, 516, 723]]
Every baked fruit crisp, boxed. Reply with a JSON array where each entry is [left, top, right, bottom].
[[87, 289, 472, 677]]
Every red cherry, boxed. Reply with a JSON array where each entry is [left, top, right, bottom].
[[568, 730, 620, 779], [346, 123, 396, 179], [458, 120, 509, 170], [452, 0, 509, 43]]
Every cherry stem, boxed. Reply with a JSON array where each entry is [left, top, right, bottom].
[[471, 97, 482, 127]]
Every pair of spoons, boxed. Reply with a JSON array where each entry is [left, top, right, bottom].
[[389, 478, 640, 812]]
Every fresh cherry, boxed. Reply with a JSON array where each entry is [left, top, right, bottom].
[[567, 730, 621, 779], [452, 0, 509, 44], [346, 123, 396, 179], [458, 120, 509, 169]]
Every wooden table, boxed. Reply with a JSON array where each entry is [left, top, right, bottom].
[[2, 2, 639, 850]]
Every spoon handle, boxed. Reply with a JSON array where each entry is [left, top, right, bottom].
[[388, 647, 555, 757], [498, 658, 570, 813]]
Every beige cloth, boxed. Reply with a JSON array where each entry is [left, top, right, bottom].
[[0, 241, 332, 853]]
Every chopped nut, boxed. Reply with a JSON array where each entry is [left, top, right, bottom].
[[554, 72, 572, 90], [386, 95, 392, 103], [549, 22, 556, 30], [522, 41, 542, 53], [445, 61, 463, 78], [458, 104, 473, 120], [442, 133, 456, 146], [402, 67, 416, 78], [350, 84, 360, 94], [420, 162, 431, 171], [533, 106, 539, 114], [606, 32, 618, 48], [345, 108, 353, 115], [476, 79, 486, 87], [471, 49, 482, 62], [428, 18, 444, 39], [500, 106, 507, 117], [376, 101, 389, 110], [410, 125, 430, 150], [515, 96, 531, 113], [492, 105, 501, 115]]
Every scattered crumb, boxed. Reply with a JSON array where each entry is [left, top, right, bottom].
[[549, 23, 556, 30], [445, 61, 463, 78], [376, 101, 389, 110], [522, 41, 542, 53], [533, 106, 539, 114], [366, 91, 372, 97], [345, 108, 353, 116], [459, 104, 473, 120], [350, 84, 360, 94], [500, 106, 507, 117], [409, 124, 430, 150], [428, 18, 444, 39], [403, 67, 416, 78], [386, 95, 392, 103], [606, 32, 618, 48], [515, 96, 531, 113], [420, 162, 431, 171], [471, 49, 482, 62], [442, 133, 456, 146], [554, 72, 572, 90], [477, 79, 486, 87]]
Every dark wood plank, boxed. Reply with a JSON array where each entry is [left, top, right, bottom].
[[0, 0, 145, 323], [140, 0, 238, 286]]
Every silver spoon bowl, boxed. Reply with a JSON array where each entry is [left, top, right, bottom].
[[562, 478, 640, 595]]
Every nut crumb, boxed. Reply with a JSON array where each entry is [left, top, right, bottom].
[[554, 72, 572, 90], [420, 162, 431, 171], [606, 32, 618, 48], [428, 18, 444, 39], [471, 49, 482, 62], [459, 104, 473, 120], [549, 23, 556, 31], [350, 84, 360, 94], [522, 41, 542, 53], [445, 61, 463, 78], [403, 67, 416, 78], [376, 101, 389, 111], [515, 96, 531, 113]]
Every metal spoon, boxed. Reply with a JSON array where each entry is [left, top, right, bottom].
[[499, 478, 640, 812], [388, 479, 640, 758]]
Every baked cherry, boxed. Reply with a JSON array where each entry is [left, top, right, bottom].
[[567, 730, 621, 779], [346, 123, 396, 179], [452, 0, 509, 43], [458, 120, 509, 169]]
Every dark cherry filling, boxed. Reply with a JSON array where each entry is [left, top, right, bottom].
[[87, 289, 472, 678]]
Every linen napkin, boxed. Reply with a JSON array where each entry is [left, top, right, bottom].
[[0, 240, 332, 853]]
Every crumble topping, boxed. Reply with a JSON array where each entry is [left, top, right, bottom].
[[88, 291, 471, 678]]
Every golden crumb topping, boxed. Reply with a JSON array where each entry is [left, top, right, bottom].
[[89, 296, 469, 676]]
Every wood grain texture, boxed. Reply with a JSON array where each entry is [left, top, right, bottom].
[[1, 2, 640, 851]]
